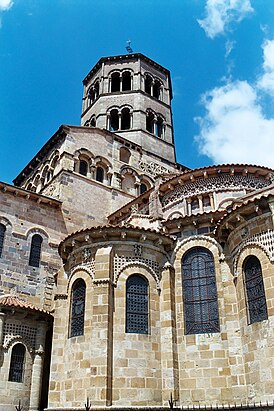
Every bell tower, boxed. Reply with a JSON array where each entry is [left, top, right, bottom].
[[81, 53, 176, 163]]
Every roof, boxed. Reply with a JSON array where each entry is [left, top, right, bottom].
[[13, 124, 69, 186], [0, 294, 52, 315], [59, 223, 175, 257], [108, 163, 274, 224]]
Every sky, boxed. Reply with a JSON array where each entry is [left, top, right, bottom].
[[1, 0, 274, 184]]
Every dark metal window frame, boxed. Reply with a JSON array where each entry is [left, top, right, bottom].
[[126, 274, 149, 334], [29, 234, 43, 267], [70, 279, 86, 338], [8, 343, 26, 383], [243, 255, 268, 324], [182, 247, 220, 335], [0, 223, 6, 258]]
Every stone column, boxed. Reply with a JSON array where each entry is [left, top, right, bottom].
[[268, 200, 274, 227], [0, 312, 6, 346], [152, 119, 156, 135], [198, 195, 203, 213], [29, 321, 47, 411], [186, 198, 192, 216], [160, 263, 179, 404], [209, 193, 215, 210], [90, 246, 113, 406]]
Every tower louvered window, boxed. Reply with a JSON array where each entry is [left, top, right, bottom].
[[0, 224, 6, 258], [29, 234, 43, 267], [70, 279, 86, 337], [9, 343, 26, 383], [182, 247, 220, 335], [243, 256, 268, 324], [126, 275, 148, 334]]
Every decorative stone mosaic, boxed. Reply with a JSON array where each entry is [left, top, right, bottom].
[[113, 254, 160, 288], [3, 322, 37, 350], [233, 229, 274, 271], [162, 174, 271, 208]]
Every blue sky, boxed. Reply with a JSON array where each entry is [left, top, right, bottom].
[[1, 0, 274, 184]]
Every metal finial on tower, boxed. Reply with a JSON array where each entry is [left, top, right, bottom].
[[126, 40, 133, 54]]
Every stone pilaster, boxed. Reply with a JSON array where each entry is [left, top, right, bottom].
[[29, 321, 47, 411], [160, 263, 179, 405], [91, 246, 113, 406]]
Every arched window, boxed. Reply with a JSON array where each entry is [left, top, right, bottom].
[[243, 256, 268, 324], [122, 71, 131, 91], [88, 88, 95, 103], [203, 196, 211, 208], [9, 343, 26, 382], [144, 75, 153, 95], [146, 112, 154, 134], [70, 279, 86, 337], [90, 116, 96, 127], [79, 159, 88, 176], [140, 183, 148, 194], [121, 173, 135, 195], [109, 109, 119, 131], [94, 81, 99, 98], [121, 108, 131, 130], [191, 198, 199, 212], [0, 223, 6, 258], [120, 147, 131, 164], [29, 234, 43, 267], [182, 247, 220, 335], [156, 116, 164, 138], [111, 72, 120, 92], [126, 275, 148, 334], [96, 166, 104, 183], [153, 80, 161, 99]]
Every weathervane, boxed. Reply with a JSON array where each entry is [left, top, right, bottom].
[[126, 40, 133, 54]]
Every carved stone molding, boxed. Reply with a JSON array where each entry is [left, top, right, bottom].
[[139, 160, 169, 177]]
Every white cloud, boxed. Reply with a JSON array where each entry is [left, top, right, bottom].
[[0, 0, 13, 11], [225, 40, 235, 58], [257, 39, 274, 97], [198, 0, 253, 39], [195, 79, 274, 168]]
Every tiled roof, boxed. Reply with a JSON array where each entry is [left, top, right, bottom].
[[0, 294, 51, 315]]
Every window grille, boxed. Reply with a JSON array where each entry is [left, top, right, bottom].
[[126, 275, 148, 334], [8, 343, 25, 383], [29, 234, 43, 267], [243, 256, 268, 324], [182, 247, 220, 335], [70, 279, 86, 337], [0, 224, 6, 258]]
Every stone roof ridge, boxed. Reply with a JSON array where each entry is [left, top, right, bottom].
[[0, 294, 51, 315]]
